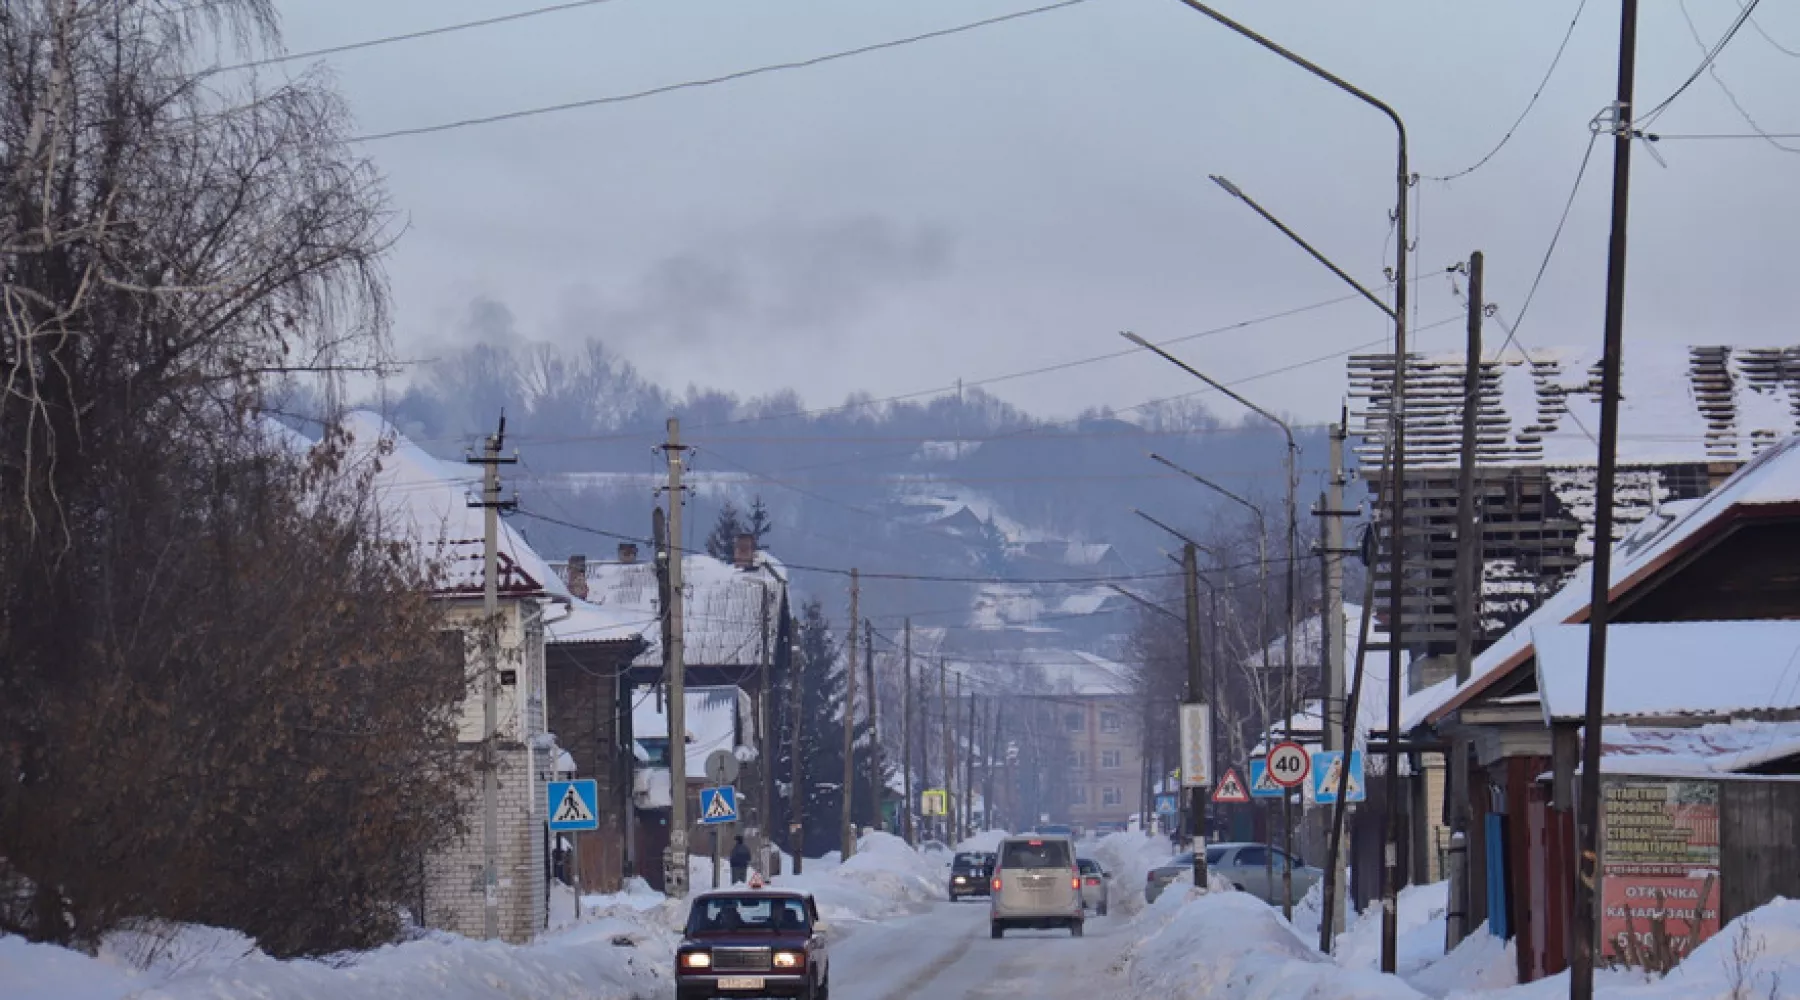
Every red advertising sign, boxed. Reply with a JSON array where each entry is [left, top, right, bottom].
[[1600, 778, 1722, 967]]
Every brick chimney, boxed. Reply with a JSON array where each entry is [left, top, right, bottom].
[[733, 532, 756, 570], [618, 542, 639, 565], [565, 554, 589, 600]]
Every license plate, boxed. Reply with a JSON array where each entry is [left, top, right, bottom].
[[718, 978, 765, 990]]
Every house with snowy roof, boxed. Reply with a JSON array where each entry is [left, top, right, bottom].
[[549, 533, 785, 891], [331, 411, 649, 942], [1398, 433, 1800, 982]]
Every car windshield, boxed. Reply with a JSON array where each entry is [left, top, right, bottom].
[[1000, 839, 1072, 869], [1205, 847, 1226, 865], [687, 896, 810, 935], [953, 853, 989, 867], [1077, 858, 1101, 874]]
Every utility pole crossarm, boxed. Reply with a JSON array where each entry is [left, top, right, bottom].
[[1206, 176, 1398, 321], [1126, 338, 1298, 451]]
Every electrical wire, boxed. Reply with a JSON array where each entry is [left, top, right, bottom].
[[1740, 0, 1800, 57], [1638, 0, 1763, 129], [1422, 0, 1591, 182], [349, 0, 1099, 143], [1676, 0, 1800, 155], [211, 0, 626, 74], [1487, 131, 1600, 363]]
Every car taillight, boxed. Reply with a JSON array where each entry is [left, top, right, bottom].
[[1071, 876, 1081, 890], [991, 877, 1002, 891], [1086, 878, 1101, 886]]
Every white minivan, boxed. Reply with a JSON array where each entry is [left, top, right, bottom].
[[989, 834, 1083, 938]]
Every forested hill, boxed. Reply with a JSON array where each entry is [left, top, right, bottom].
[[336, 332, 1342, 660]]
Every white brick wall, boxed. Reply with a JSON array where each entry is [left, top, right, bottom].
[[423, 746, 547, 943]]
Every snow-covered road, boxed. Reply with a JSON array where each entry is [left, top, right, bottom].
[[831, 901, 1134, 1000]]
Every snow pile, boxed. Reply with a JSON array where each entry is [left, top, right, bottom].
[[1336, 880, 1451, 977], [1414, 932, 1516, 998], [1130, 890, 1424, 1000], [956, 829, 1009, 853], [1092, 831, 1183, 917], [0, 912, 675, 1000], [772, 832, 946, 927]]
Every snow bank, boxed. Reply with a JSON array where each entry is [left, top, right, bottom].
[[773, 831, 946, 926], [955, 829, 1009, 853], [1415, 932, 1516, 998], [1092, 831, 1182, 917], [1336, 880, 1450, 977], [0, 913, 675, 1000], [1130, 890, 1424, 1000]]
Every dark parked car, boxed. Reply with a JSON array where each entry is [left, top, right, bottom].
[[949, 851, 995, 900], [676, 887, 831, 1000]]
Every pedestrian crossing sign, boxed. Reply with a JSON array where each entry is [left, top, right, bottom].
[[700, 786, 739, 825], [1310, 751, 1367, 804], [547, 779, 600, 832], [1211, 768, 1250, 804], [1247, 759, 1284, 799]]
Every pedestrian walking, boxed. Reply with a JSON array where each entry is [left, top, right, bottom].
[[729, 835, 752, 884]]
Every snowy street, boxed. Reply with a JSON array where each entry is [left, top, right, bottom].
[[829, 901, 1132, 1000]]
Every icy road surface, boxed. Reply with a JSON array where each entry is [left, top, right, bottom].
[[829, 901, 1133, 1000]]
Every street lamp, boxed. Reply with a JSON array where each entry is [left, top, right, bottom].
[[1165, 0, 1411, 967]]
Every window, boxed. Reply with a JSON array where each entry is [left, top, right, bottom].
[[1000, 839, 1073, 869], [1100, 711, 1121, 733], [1066, 750, 1088, 770], [1100, 749, 1122, 770], [1065, 711, 1085, 733], [1069, 784, 1089, 805], [1101, 786, 1123, 806], [686, 896, 810, 935], [1234, 846, 1268, 868]]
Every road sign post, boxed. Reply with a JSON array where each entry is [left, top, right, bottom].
[[700, 786, 739, 825], [1311, 750, 1367, 805], [1266, 741, 1310, 789], [548, 779, 599, 920], [1212, 768, 1250, 804]]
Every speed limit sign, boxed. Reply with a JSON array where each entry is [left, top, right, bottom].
[[1266, 741, 1311, 789]]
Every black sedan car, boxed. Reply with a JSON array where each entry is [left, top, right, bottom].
[[948, 851, 995, 900], [676, 887, 831, 1000]]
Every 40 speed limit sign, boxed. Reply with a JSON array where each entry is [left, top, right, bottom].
[[1265, 741, 1311, 789]]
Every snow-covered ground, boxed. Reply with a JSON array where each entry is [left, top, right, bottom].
[[0, 832, 944, 1000]]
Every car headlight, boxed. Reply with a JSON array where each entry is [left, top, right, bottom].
[[681, 952, 712, 969], [953, 876, 966, 883], [773, 951, 804, 969]]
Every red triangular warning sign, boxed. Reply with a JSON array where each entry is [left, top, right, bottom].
[[1212, 767, 1250, 804]]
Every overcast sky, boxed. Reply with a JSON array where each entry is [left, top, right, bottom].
[[268, 0, 1800, 426]]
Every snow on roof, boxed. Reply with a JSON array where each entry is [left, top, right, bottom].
[[1250, 604, 1390, 668], [632, 685, 753, 779], [578, 553, 782, 668], [1405, 434, 1800, 730], [1350, 345, 1800, 471], [1532, 621, 1800, 722], [1014, 650, 1135, 696], [1055, 588, 1117, 617], [546, 598, 654, 646], [337, 411, 567, 599], [1588, 721, 1800, 779]]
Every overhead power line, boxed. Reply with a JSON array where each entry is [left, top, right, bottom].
[[1487, 131, 1599, 362], [1740, 0, 1800, 56], [349, 0, 1099, 143], [1638, 0, 1763, 128], [213, 0, 627, 74], [1676, 0, 1800, 155], [1423, 0, 1591, 182]]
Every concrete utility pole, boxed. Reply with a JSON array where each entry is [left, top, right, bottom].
[[1574, 6, 1640, 998], [661, 417, 691, 897], [941, 659, 955, 842], [864, 620, 879, 835], [468, 414, 516, 940], [902, 620, 914, 844], [789, 627, 804, 875], [841, 570, 860, 859], [1315, 413, 1352, 941], [1447, 250, 1484, 951], [1182, 543, 1209, 890]]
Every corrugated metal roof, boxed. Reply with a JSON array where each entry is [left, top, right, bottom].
[[580, 554, 782, 668], [1532, 621, 1800, 722]]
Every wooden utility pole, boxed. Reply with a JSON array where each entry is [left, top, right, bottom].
[[902, 620, 914, 844], [758, 585, 774, 876], [660, 418, 691, 897], [989, 701, 1004, 831], [1317, 415, 1352, 940], [841, 570, 860, 859], [789, 624, 804, 875], [962, 681, 974, 842], [864, 620, 879, 833], [1574, 6, 1640, 998], [467, 414, 515, 939], [1447, 250, 1484, 951], [940, 660, 955, 842]]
